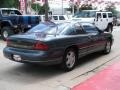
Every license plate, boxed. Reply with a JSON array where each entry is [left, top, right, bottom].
[[13, 55, 22, 61]]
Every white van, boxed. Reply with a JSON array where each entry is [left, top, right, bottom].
[[39, 15, 68, 22]]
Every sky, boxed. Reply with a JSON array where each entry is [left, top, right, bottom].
[[104, 0, 120, 1]]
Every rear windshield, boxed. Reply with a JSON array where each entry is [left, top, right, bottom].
[[27, 22, 56, 33], [44, 23, 69, 35], [27, 22, 69, 35]]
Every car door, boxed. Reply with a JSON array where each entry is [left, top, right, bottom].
[[101, 12, 108, 30], [95, 12, 104, 30], [82, 23, 106, 53], [73, 23, 93, 56]]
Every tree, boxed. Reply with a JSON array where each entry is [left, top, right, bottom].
[[31, 3, 49, 15], [0, 0, 19, 8], [68, 3, 93, 14], [31, 3, 42, 14], [105, 3, 117, 15], [80, 4, 93, 10]]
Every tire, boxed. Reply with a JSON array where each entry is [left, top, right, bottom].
[[1, 27, 14, 41], [103, 40, 112, 54], [60, 48, 77, 71], [106, 25, 113, 33]]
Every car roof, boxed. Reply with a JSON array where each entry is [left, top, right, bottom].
[[39, 21, 57, 26], [0, 8, 18, 10], [56, 20, 93, 25], [82, 10, 112, 13]]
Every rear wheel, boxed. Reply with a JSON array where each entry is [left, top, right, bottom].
[[103, 40, 112, 54], [60, 48, 77, 71], [1, 27, 14, 41]]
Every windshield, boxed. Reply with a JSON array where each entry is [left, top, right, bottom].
[[27, 22, 70, 35], [2, 10, 21, 16], [74, 11, 96, 18]]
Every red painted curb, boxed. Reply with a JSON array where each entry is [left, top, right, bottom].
[[72, 62, 120, 90]]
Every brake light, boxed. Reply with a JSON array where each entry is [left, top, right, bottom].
[[34, 41, 48, 51]]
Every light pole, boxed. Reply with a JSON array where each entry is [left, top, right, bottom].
[[62, 0, 63, 15], [69, 1, 74, 16]]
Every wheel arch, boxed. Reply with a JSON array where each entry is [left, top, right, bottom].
[[64, 45, 79, 57], [1, 20, 12, 28], [108, 37, 113, 45]]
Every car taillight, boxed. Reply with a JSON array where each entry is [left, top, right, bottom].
[[33, 41, 48, 51]]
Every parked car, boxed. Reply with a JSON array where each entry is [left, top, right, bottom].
[[39, 15, 68, 22], [3, 21, 113, 71], [0, 8, 40, 40]]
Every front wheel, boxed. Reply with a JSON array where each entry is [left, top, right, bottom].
[[103, 40, 112, 54], [1, 27, 14, 41], [60, 48, 77, 71]]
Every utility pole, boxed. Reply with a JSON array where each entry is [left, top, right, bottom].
[[45, 0, 48, 21], [62, 0, 63, 15]]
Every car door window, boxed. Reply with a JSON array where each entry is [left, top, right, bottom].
[[103, 13, 107, 18], [14, 10, 22, 15], [59, 16, 65, 20], [53, 16, 58, 20], [82, 24, 99, 34], [96, 13, 102, 18], [108, 13, 113, 18], [61, 26, 77, 35], [74, 23, 85, 34]]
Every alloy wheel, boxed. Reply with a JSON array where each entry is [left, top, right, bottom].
[[66, 51, 76, 69]]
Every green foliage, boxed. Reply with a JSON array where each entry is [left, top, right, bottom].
[[31, 3, 41, 12], [68, 4, 93, 14], [0, 0, 19, 8], [31, 3, 49, 14], [105, 4, 117, 15], [80, 4, 93, 10]]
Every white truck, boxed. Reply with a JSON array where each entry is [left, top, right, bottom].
[[72, 10, 113, 32]]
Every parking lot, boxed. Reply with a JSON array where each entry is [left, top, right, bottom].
[[0, 26, 120, 90]]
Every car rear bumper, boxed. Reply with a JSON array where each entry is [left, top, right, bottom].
[[3, 47, 63, 65]]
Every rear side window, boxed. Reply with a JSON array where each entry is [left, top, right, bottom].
[[74, 23, 85, 34], [53, 16, 58, 20], [59, 16, 65, 20], [108, 13, 113, 18], [96, 13, 101, 18], [61, 27, 76, 35], [103, 13, 107, 18], [14, 10, 22, 15], [82, 23, 99, 34]]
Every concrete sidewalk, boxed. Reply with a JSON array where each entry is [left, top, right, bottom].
[[71, 61, 120, 90]]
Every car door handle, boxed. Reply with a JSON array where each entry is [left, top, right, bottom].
[[88, 36, 92, 39], [88, 36, 97, 41]]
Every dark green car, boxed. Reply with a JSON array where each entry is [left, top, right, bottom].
[[3, 21, 113, 71]]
